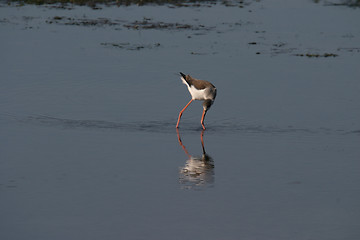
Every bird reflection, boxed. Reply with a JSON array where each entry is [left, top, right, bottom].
[[176, 129, 215, 190]]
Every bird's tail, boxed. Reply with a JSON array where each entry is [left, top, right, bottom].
[[179, 72, 186, 79], [179, 72, 188, 85]]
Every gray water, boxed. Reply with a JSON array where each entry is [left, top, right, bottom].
[[1, 1, 360, 239]]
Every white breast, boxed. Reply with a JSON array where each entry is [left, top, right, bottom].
[[188, 85, 207, 100], [181, 76, 215, 100]]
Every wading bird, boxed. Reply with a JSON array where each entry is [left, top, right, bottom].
[[176, 72, 217, 130]]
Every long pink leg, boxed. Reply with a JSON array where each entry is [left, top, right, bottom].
[[200, 109, 207, 130], [176, 99, 193, 128]]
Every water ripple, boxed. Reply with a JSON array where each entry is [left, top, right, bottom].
[[22, 115, 175, 133], [2, 114, 358, 135]]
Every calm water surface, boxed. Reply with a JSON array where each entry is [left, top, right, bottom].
[[1, 1, 360, 239]]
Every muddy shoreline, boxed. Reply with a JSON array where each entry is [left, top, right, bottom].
[[6, 0, 251, 9], [5, 0, 360, 9]]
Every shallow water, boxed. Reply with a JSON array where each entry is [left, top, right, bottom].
[[1, 1, 360, 239]]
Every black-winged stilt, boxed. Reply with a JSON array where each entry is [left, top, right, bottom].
[[176, 72, 217, 130]]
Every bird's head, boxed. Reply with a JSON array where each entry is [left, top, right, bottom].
[[202, 99, 214, 111]]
